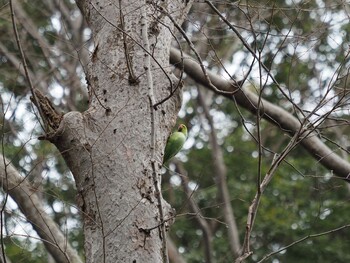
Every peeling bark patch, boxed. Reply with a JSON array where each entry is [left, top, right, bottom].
[[138, 227, 152, 249], [136, 178, 154, 203]]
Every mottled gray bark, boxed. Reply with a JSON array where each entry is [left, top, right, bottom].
[[47, 1, 193, 262]]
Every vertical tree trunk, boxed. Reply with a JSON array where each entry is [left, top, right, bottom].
[[46, 1, 193, 262]]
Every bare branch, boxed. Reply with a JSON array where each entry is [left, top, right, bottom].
[[167, 237, 187, 263], [257, 224, 350, 263], [176, 163, 214, 263], [197, 88, 241, 256], [0, 155, 82, 263], [0, 42, 46, 91], [9, 0, 46, 131], [169, 47, 350, 180]]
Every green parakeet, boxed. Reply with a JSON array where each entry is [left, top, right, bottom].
[[163, 124, 188, 164]]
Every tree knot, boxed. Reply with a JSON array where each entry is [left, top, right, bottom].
[[30, 89, 63, 133]]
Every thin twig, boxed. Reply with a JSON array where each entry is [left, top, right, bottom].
[[205, 0, 304, 111], [90, 2, 174, 96], [119, 0, 139, 85], [156, 5, 237, 95], [238, 131, 303, 262], [141, 4, 168, 262], [197, 88, 241, 256], [176, 163, 213, 262], [9, 0, 45, 131], [257, 224, 350, 263], [152, 17, 184, 108], [0, 98, 9, 263]]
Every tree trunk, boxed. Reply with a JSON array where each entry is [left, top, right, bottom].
[[44, 1, 193, 262]]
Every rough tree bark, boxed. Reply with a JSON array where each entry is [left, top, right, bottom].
[[33, 1, 193, 262]]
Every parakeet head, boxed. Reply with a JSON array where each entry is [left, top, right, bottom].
[[178, 124, 188, 137]]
